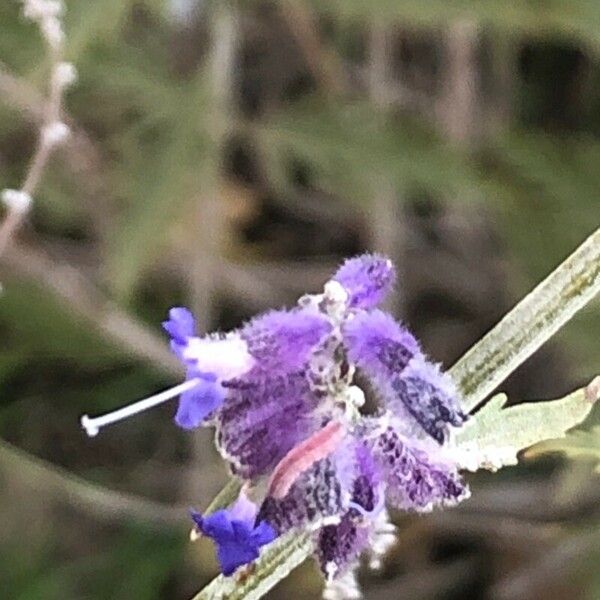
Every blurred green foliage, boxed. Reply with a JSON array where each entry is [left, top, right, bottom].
[[0, 1, 599, 599]]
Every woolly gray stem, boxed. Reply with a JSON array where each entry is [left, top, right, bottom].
[[452, 226, 600, 412]]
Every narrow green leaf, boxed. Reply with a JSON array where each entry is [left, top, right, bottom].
[[451, 227, 600, 413], [452, 383, 598, 472]]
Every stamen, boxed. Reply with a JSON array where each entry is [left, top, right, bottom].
[[80, 378, 200, 437]]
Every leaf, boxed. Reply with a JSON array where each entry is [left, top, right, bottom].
[[451, 227, 600, 413], [452, 384, 599, 472]]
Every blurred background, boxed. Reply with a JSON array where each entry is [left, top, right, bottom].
[[0, 1, 599, 599]]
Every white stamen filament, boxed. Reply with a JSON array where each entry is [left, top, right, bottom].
[[80, 378, 200, 437]]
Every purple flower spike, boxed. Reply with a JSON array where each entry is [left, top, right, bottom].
[[191, 492, 277, 576], [241, 309, 332, 373], [333, 254, 396, 309], [175, 374, 224, 429]]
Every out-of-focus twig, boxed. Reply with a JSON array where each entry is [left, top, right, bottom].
[[0, 61, 114, 237], [3, 244, 181, 374], [278, 2, 346, 96], [0, 1, 76, 258], [0, 436, 184, 528]]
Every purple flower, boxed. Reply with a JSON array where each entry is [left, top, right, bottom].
[[333, 254, 396, 309], [191, 491, 277, 576], [82, 253, 471, 591]]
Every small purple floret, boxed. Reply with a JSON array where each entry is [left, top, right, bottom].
[[333, 254, 396, 309], [191, 493, 277, 576], [371, 427, 468, 511]]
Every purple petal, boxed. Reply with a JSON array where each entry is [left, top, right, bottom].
[[250, 521, 278, 547], [389, 357, 467, 443], [370, 426, 468, 511], [163, 307, 196, 344], [216, 372, 320, 478], [217, 537, 260, 576], [344, 310, 465, 443], [241, 308, 332, 373], [175, 378, 225, 430], [193, 509, 235, 539], [333, 254, 396, 309], [316, 512, 370, 579], [343, 310, 420, 376], [228, 490, 259, 523], [349, 442, 382, 514], [191, 497, 277, 576]]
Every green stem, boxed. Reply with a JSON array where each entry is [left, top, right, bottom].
[[452, 226, 600, 412]]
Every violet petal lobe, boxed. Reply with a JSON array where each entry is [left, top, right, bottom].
[[191, 495, 277, 576], [343, 310, 466, 443], [163, 306, 196, 343], [332, 254, 396, 309], [175, 376, 224, 430], [370, 426, 469, 511], [241, 308, 332, 373]]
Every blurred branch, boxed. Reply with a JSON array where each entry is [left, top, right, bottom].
[[0, 436, 184, 528], [0, 61, 115, 237], [278, 2, 346, 96], [3, 244, 181, 375], [0, 4, 73, 258]]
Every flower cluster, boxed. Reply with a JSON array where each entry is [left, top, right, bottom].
[[82, 254, 470, 598]]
